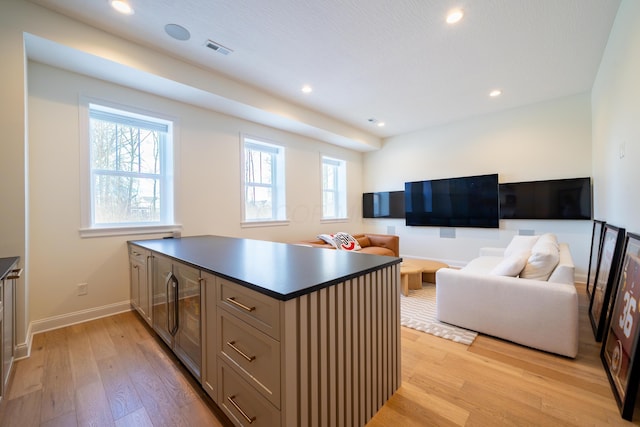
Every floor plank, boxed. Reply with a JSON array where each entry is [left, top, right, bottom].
[[6, 333, 44, 400], [96, 355, 143, 421], [39, 328, 75, 424]]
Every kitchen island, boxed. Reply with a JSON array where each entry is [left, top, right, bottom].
[[129, 235, 401, 427]]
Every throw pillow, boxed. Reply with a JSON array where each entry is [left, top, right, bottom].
[[534, 233, 559, 250], [317, 234, 337, 248], [504, 235, 540, 258], [490, 254, 529, 277], [333, 232, 362, 251], [520, 241, 560, 280], [356, 235, 371, 249]]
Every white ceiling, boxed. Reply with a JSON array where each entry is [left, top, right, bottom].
[[28, 0, 621, 141]]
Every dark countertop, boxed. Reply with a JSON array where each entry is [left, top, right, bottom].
[[0, 257, 20, 280], [129, 235, 401, 301]]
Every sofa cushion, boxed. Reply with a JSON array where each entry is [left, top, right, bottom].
[[333, 232, 362, 251], [504, 235, 539, 258], [490, 253, 529, 277], [535, 233, 559, 249], [359, 246, 395, 257], [520, 236, 560, 280], [462, 256, 505, 274]]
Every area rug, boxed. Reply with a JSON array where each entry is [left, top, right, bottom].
[[400, 285, 478, 345]]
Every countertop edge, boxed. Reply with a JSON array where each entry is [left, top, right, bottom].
[[129, 237, 401, 301]]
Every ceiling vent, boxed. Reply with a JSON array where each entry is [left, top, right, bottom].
[[205, 40, 233, 56]]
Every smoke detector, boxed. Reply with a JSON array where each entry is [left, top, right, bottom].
[[205, 40, 233, 56]]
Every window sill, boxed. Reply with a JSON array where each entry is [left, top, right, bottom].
[[79, 224, 182, 238], [241, 220, 290, 228], [320, 218, 350, 224]]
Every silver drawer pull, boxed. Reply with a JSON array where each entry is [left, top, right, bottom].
[[6, 268, 23, 280], [226, 296, 255, 312], [226, 341, 256, 362], [227, 395, 256, 424]]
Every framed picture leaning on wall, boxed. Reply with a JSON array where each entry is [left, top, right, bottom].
[[601, 232, 640, 421], [590, 223, 626, 342], [587, 219, 607, 297]]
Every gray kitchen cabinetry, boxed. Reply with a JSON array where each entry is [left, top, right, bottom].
[[152, 253, 203, 381], [128, 244, 152, 326], [0, 257, 20, 402]]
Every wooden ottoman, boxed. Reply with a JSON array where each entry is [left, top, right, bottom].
[[403, 259, 449, 284], [400, 263, 423, 296]]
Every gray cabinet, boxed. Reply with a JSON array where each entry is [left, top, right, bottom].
[[1, 258, 20, 401], [128, 244, 151, 326], [152, 254, 202, 381], [201, 271, 217, 402], [127, 236, 400, 427], [216, 277, 282, 422]]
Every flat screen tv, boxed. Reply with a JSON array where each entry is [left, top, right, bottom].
[[404, 174, 499, 228], [499, 177, 591, 220], [363, 191, 405, 218]]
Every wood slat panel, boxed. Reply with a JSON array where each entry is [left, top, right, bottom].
[[287, 265, 400, 427]]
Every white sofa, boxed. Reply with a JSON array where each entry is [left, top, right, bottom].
[[435, 234, 579, 358]]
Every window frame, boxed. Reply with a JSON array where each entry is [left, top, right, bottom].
[[321, 155, 348, 221], [79, 97, 180, 237], [240, 134, 288, 226]]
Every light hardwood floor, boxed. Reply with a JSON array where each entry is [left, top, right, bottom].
[[0, 283, 638, 426]]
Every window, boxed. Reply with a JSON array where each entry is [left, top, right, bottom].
[[322, 156, 347, 219], [81, 101, 175, 235], [242, 136, 286, 223]]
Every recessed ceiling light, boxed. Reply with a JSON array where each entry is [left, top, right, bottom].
[[446, 9, 464, 24], [165, 24, 191, 41], [110, 0, 134, 15], [489, 89, 502, 97], [301, 85, 313, 94], [367, 118, 385, 127]]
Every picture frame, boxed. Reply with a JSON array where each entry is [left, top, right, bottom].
[[586, 220, 606, 297], [601, 232, 640, 420], [590, 223, 626, 342]]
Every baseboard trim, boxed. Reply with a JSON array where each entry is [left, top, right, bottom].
[[15, 300, 132, 360], [14, 323, 32, 360]]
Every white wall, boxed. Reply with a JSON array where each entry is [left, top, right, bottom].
[[363, 93, 593, 278], [592, 0, 640, 234], [27, 62, 363, 325]]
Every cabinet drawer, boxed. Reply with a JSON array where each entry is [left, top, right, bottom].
[[218, 308, 281, 407], [218, 279, 281, 339], [218, 359, 280, 427], [129, 245, 149, 263]]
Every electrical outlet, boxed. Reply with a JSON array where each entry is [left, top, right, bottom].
[[77, 283, 88, 296]]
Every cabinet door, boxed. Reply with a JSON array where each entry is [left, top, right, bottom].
[[129, 256, 141, 310], [130, 246, 151, 326], [174, 262, 201, 380], [152, 255, 174, 346], [0, 285, 3, 400], [2, 269, 15, 391], [201, 271, 217, 402], [137, 253, 151, 325]]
